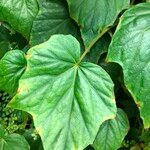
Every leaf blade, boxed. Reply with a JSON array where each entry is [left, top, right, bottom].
[[93, 108, 129, 150], [9, 35, 116, 150], [0, 50, 26, 95]]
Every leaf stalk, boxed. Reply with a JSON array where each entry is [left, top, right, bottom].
[[77, 28, 109, 65]]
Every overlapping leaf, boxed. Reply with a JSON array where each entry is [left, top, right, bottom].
[[9, 35, 116, 150], [93, 108, 129, 150], [0, 50, 26, 95], [67, 0, 130, 47], [107, 3, 150, 128]]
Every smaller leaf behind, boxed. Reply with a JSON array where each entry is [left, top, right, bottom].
[[0, 50, 26, 95], [0, 124, 30, 150], [93, 108, 129, 150]]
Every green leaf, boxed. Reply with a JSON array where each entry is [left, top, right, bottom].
[[0, 127, 30, 150], [30, 0, 81, 46], [0, 0, 38, 39], [93, 108, 129, 150], [67, 0, 130, 47], [0, 50, 26, 95], [107, 3, 150, 128], [9, 35, 116, 150]]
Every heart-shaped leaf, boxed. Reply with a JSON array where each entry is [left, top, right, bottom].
[[9, 35, 116, 150], [107, 3, 150, 128]]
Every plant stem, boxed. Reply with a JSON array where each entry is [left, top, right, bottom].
[[77, 28, 109, 65]]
